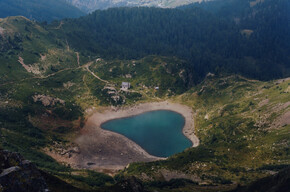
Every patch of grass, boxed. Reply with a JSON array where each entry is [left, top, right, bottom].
[[119, 76, 290, 186]]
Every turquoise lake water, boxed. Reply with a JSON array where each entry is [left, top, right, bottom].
[[101, 110, 192, 157]]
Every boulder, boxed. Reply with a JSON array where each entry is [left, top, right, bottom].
[[0, 150, 49, 192]]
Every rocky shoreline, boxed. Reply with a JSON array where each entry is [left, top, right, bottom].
[[46, 101, 199, 173]]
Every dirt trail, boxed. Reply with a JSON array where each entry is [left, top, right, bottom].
[[66, 39, 70, 51], [0, 60, 102, 87], [84, 62, 109, 84], [55, 21, 64, 29], [76, 52, 80, 66]]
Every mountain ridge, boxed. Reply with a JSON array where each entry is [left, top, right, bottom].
[[48, 0, 290, 81], [65, 0, 204, 12], [0, 0, 85, 22]]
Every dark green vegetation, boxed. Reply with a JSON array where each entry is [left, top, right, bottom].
[[49, 0, 289, 81], [233, 167, 290, 192], [0, 0, 84, 22], [0, 0, 289, 191]]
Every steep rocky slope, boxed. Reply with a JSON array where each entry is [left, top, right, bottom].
[[233, 167, 290, 192], [65, 0, 203, 12], [0, 150, 48, 192]]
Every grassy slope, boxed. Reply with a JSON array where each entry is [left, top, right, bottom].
[[121, 75, 290, 191], [0, 16, 289, 191], [0, 16, 191, 191], [0, 16, 87, 84], [0, 17, 112, 190]]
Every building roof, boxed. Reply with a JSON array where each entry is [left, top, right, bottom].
[[122, 82, 130, 86]]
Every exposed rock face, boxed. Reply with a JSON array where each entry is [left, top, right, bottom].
[[65, 0, 202, 13], [0, 150, 49, 192], [112, 176, 145, 192], [32, 94, 65, 107]]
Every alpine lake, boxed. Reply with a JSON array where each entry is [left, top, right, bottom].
[[101, 110, 192, 157]]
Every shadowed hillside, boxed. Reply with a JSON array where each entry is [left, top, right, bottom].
[[49, 0, 290, 81], [0, 0, 85, 22]]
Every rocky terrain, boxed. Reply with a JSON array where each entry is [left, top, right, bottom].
[[0, 150, 48, 192], [233, 167, 290, 192], [65, 0, 203, 12], [0, 149, 150, 192]]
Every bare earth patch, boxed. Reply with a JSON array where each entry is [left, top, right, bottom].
[[63, 81, 75, 89], [46, 101, 199, 173], [76, 52, 80, 66], [272, 111, 290, 128], [18, 56, 41, 75], [32, 94, 65, 106], [40, 54, 46, 61], [0, 27, 5, 36], [258, 99, 269, 107], [241, 29, 254, 37], [250, 0, 265, 7]]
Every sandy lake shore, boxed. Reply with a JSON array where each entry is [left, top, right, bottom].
[[46, 101, 199, 173]]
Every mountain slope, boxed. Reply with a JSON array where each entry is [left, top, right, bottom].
[[233, 167, 290, 192], [0, 0, 289, 191], [0, 16, 195, 191], [49, 0, 290, 81], [0, 16, 84, 84], [122, 75, 290, 191], [65, 0, 203, 12], [0, 0, 85, 22]]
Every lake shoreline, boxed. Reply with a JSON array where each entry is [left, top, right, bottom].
[[98, 101, 199, 148], [101, 109, 193, 157], [46, 101, 199, 173]]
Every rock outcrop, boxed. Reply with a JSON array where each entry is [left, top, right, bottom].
[[110, 176, 145, 192], [233, 167, 290, 192], [0, 150, 49, 192]]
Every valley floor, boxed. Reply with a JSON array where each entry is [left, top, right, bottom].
[[45, 101, 199, 174]]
